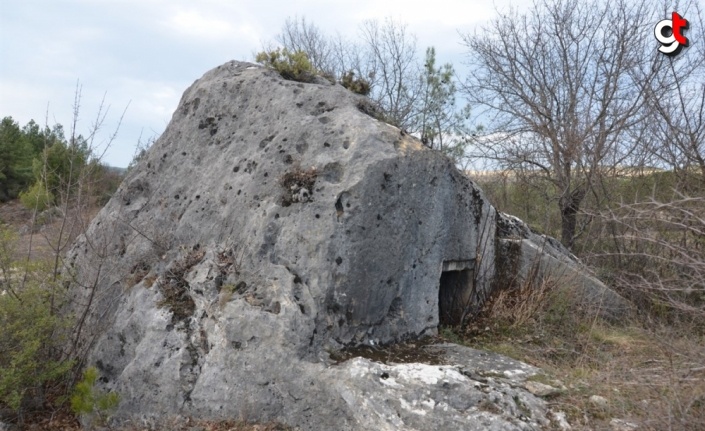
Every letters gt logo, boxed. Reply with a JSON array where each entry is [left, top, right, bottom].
[[654, 12, 690, 56]]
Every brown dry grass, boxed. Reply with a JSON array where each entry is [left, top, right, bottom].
[[450, 278, 705, 431]]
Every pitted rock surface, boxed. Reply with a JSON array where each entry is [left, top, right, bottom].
[[65, 61, 627, 430]]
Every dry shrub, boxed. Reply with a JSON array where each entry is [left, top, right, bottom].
[[584, 194, 705, 327], [468, 273, 602, 364], [340, 70, 371, 95], [482, 278, 557, 329]]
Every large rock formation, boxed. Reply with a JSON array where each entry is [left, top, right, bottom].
[[66, 61, 626, 430]]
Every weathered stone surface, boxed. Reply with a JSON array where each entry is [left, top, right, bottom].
[[332, 355, 550, 430], [64, 61, 625, 430]]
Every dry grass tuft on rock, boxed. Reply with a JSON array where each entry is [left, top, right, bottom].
[[340, 71, 371, 96], [280, 166, 318, 206], [157, 247, 205, 323]]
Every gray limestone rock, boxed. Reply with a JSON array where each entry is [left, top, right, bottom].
[[495, 213, 631, 321], [64, 61, 627, 430]]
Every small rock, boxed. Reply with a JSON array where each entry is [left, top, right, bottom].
[[549, 378, 566, 389], [589, 395, 609, 409], [524, 381, 563, 397], [548, 410, 572, 430], [610, 418, 638, 431]]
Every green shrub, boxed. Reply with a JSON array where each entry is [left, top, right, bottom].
[[255, 48, 318, 83], [70, 366, 120, 424], [0, 284, 73, 412], [340, 71, 371, 96], [0, 226, 73, 414], [19, 181, 54, 212]]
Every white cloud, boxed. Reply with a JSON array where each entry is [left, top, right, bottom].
[[1, 0, 528, 167], [163, 9, 239, 40], [120, 79, 181, 125], [352, 0, 495, 26]]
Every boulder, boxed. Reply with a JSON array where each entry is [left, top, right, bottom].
[[65, 61, 627, 430]]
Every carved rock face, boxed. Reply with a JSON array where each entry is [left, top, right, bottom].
[[65, 61, 626, 430]]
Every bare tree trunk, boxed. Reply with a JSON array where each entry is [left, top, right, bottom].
[[559, 188, 585, 249]]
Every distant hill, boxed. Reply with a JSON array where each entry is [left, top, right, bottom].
[[104, 165, 127, 175]]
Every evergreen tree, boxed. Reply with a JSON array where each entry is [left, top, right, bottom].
[[0, 117, 34, 201], [417, 48, 472, 164]]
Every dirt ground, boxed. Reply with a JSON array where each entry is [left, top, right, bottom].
[[0, 200, 98, 262]]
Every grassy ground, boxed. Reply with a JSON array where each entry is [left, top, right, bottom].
[[441, 281, 705, 431]]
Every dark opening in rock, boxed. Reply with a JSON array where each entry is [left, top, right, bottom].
[[438, 260, 475, 326]]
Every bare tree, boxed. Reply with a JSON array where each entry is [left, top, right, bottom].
[[270, 16, 474, 156], [461, 0, 663, 249], [575, 3, 705, 321], [643, 3, 705, 190], [270, 17, 427, 132], [276, 16, 335, 75], [359, 18, 422, 130], [41, 85, 126, 285]]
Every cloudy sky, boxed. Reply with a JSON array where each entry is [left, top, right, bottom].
[[1, 0, 521, 167]]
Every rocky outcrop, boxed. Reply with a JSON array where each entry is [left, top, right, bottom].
[[65, 61, 627, 430], [494, 213, 628, 321]]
